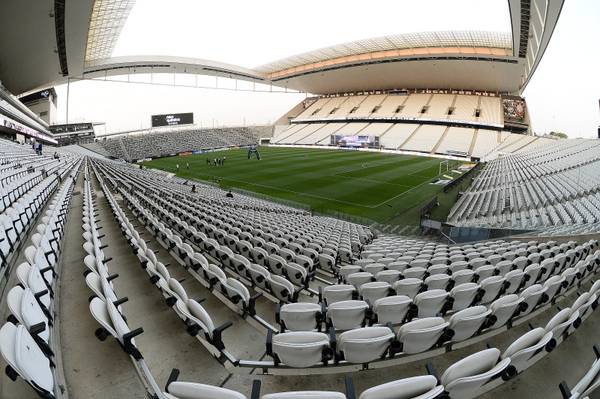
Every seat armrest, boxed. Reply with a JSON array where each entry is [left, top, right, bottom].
[[123, 327, 144, 360], [165, 368, 180, 392], [211, 321, 233, 351]]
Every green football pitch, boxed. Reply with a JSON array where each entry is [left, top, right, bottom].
[[142, 147, 466, 225]]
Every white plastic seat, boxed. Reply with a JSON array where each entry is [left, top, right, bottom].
[[355, 258, 375, 268], [448, 305, 491, 342], [427, 264, 448, 277], [270, 331, 330, 368], [403, 267, 427, 280], [16, 263, 51, 309], [544, 307, 580, 339], [397, 317, 449, 354], [513, 256, 529, 270], [375, 270, 401, 285], [479, 276, 505, 303], [503, 269, 525, 295], [0, 323, 54, 397], [519, 284, 547, 315], [269, 275, 295, 302], [449, 260, 469, 274], [6, 286, 50, 342], [364, 263, 386, 275], [488, 294, 524, 329], [165, 380, 247, 399], [474, 265, 496, 281], [347, 272, 373, 288], [339, 265, 362, 281], [452, 269, 475, 286], [502, 327, 555, 373], [543, 275, 565, 301], [327, 300, 369, 330], [441, 348, 511, 399], [322, 285, 355, 305], [562, 267, 579, 288], [279, 303, 322, 331], [222, 278, 251, 308], [571, 292, 597, 321], [409, 258, 429, 268], [393, 278, 424, 299], [358, 375, 443, 399], [387, 261, 408, 273], [424, 274, 451, 291], [373, 295, 413, 325], [523, 264, 543, 288], [414, 289, 449, 318], [283, 262, 308, 286], [248, 264, 270, 290], [359, 281, 391, 305], [495, 260, 513, 276], [338, 326, 395, 364], [377, 257, 395, 267], [450, 283, 481, 312]]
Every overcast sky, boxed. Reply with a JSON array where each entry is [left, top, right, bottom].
[[55, 0, 599, 137]]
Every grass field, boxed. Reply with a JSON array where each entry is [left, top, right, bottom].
[[142, 147, 467, 225]]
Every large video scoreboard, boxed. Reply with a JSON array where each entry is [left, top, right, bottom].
[[331, 134, 380, 148], [151, 112, 193, 127]]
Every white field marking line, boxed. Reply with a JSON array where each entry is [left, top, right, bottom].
[[407, 161, 442, 176], [218, 163, 411, 189], [328, 173, 414, 189], [197, 152, 444, 209], [371, 177, 437, 208], [328, 158, 439, 193], [371, 162, 447, 208], [204, 175, 374, 207], [331, 155, 418, 175], [331, 160, 439, 188], [224, 151, 413, 188]]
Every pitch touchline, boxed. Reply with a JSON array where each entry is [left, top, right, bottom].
[[374, 165, 463, 207], [196, 175, 374, 207]]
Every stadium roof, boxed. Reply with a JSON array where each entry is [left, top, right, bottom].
[[0, 0, 564, 96], [85, 0, 136, 63], [255, 31, 513, 74]]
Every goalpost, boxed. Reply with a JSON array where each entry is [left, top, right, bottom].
[[438, 159, 461, 175], [439, 160, 450, 176]]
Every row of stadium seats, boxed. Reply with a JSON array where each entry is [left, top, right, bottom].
[[80, 155, 600, 399], [293, 93, 504, 126], [448, 138, 600, 233], [0, 158, 80, 399], [271, 122, 553, 160], [84, 156, 600, 377], [97, 126, 260, 161], [81, 164, 170, 398], [8, 145, 588, 398], [94, 159, 370, 265]]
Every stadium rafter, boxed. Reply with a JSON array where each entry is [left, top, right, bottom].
[[0, 0, 565, 96]]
